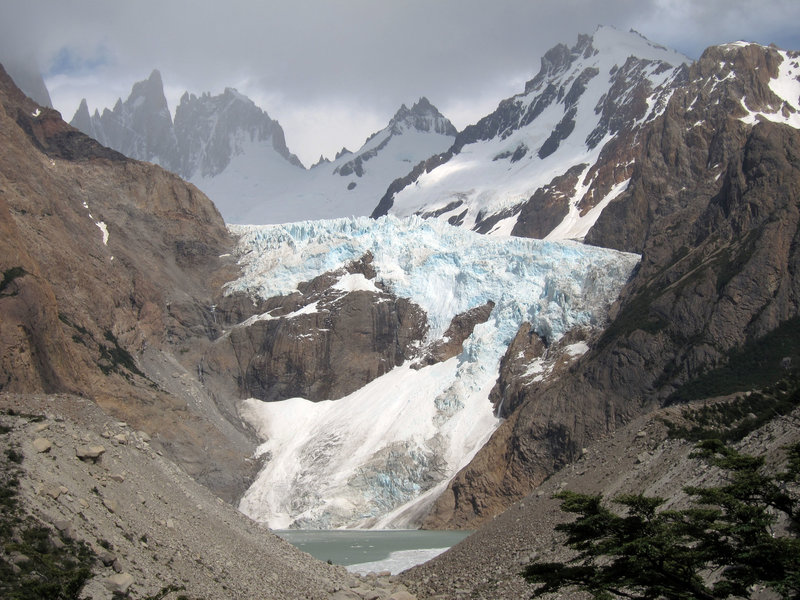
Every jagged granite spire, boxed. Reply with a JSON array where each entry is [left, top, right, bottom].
[[70, 69, 180, 172], [3, 60, 53, 108], [389, 97, 458, 136], [174, 86, 303, 179]]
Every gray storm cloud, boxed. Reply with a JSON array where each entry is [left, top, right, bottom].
[[1, 0, 798, 164]]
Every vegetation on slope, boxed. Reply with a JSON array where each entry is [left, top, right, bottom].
[[0, 411, 96, 600], [523, 439, 800, 599]]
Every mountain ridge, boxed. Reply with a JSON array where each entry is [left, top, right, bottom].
[[373, 26, 691, 238], [69, 74, 458, 225], [422, 39, 800, 529]]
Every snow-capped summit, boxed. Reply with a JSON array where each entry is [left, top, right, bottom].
[[388, 97, 458, 136], [174, 86, 303, 180], [330, 97, 457, 182], [373, 26, 690, 238]]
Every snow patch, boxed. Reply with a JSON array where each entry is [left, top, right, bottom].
[[347, 547, 450, 575], [565, 341, 590, 357], [334, 273, 381, 294], [546, 178, 630, 242], [95, 221, 109, 245], [740, 50, 800, 129]]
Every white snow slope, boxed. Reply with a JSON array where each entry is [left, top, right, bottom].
[[229, 216, 639, 529], [739, 47, 800, 129], [386, 26, 689, 238]]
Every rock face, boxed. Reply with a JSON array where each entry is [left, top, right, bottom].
[[70, 71, 303, 180], [173, 86, 304, 178], [72, 70, 179, 170], [334, 97, 457, 180], [0, 63, 258, 501], [206, 254, 428, 402], [415, 300, 495, 367], [424, 42, 800, 528], [3, 60, 52, 108]]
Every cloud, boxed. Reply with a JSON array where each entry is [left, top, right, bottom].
[[1, 0, 798, 165]]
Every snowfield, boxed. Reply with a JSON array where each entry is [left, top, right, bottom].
[[230, 216, 639, 528]]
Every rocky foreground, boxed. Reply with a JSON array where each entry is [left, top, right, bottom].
[[3, 388, 797, 599], [401, 400, 800, 599], [0, 393, 419, 600]]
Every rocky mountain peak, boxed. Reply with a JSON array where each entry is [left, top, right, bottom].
[[3, 59, 53, 108], [131, 69, 167, 104], [69, 98, 94, 138], [389, 96, 458, 136], [70, 71, 304, 183], [524, 43, 574, 94], [174, 84, 304, 178], [428, 38, 800, 531], [70, 69, 179, 171], [379, 28, 689, 233]]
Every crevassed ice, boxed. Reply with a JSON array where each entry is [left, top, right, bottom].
[[231, 216, 640, 529], [227, 215, 638, 341]]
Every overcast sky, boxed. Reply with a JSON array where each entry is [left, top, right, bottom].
[[2, 0, 799, 166]]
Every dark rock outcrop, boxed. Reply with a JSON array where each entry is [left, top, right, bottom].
[[415, 300, 495, 367], [512, 164, 586, 238], [205, 254, 429, 402]]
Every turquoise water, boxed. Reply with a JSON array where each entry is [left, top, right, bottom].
[[274, 529, 472, 573]]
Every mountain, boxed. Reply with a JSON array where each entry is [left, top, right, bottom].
[[1, 53, 633, 533], [373, 26, 690, 238], [3, 59, 52, 108], [4, 23, 800, 596], [71, 70, 179, 169], [196, 96, 458, 224], [69, 71, 301, 176], [174, 87, 303, 177], [0, 62, 258, 503], [70, 76, 457, 224], [422, 39, 800, 529]]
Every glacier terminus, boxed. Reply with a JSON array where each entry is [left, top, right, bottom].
[[228, 216, 639, 529]]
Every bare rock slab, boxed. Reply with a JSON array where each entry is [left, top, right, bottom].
[[103, 572, 134, 594], [76, 444, 106, 462], [32, 437, 52, 453]]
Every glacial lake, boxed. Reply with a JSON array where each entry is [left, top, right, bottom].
[[274, 529, 473, 575]]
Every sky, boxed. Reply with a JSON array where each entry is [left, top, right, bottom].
[[1, 0, 799, 167]]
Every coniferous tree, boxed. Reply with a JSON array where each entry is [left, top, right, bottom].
[[522, 440, 800, 599]]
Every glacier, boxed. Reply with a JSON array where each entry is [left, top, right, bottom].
[[230, 216, 639, 529]]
